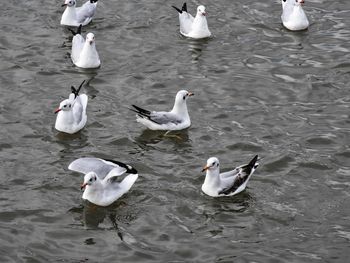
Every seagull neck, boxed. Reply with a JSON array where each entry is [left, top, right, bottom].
[[57, 110, 74, 124], [203, 169, 221, 188], [193, 15, 209, 31], [171, 101, 188, 116], [63, 6, 77, 20], [83, 180, 103, 198]]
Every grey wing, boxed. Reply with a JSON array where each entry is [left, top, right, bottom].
[[220, 168, 240, 179], [179, 12, 194, 35], [218, 173, 246, 195], [68, 158, 127, 180], [149, 111, 182, 125], [72, 95, 87, 124], [76, 1, 96, 24], [72, 98, 83, 124], [71, 35, 84, 63]]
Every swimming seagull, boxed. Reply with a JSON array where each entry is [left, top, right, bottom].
[[201, 155, 259, 197], [281, 0, 309, 31], [55, 80, 88, 134], [69, 25, 101, 68], [60, 0, 98, 27], [68, 157, 138, 206], [172, 3, 211, 39], [130, 90, 194, 131]]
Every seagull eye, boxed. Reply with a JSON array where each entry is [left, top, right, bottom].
[[89, 178, 92, 182], [63, 105, 67, 108], [183, 96, 186, 100]]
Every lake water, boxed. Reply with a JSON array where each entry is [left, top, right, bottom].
[[1, 0, 350, 262]]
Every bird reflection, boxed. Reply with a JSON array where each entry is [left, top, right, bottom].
[[135, 129, 190, 146], [82, 201, 125, 240], [187, 38, 210, 62], [204, 191, 254, 213]]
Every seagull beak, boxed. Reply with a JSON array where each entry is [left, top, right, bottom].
[[188, 92, 194, 97], [81, 183, 87, 190], [299, 0, 305, 4], [61, 4, 67, 7], [54, 108, 61, 114], [201, 165, 209, 172], [202, 12, 206, 16]]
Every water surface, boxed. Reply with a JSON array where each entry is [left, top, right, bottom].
[[0, 0, 350, 262]]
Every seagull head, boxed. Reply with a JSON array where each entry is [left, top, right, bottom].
[[81, 172, 98, 190], [202, 157, 220, 172], [197, 5, 207, 16], [62, 0, 76, 7], [175, 90, 194, 104], [86, 33, 95, 46], [172, 90, 194, 113], [55, 99, 73, 114], [282, 0, 304, 7]]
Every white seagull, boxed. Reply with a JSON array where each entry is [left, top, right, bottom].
[[60, 0, 98, 27], [69, 25, 101, 69], [172, 3, 211, 39], [281, 0, 309, 31], [68, 157, 139, 206], [130, 90, 194, 131], [55, 80, 88, 134], [201, 155, 259, 197]]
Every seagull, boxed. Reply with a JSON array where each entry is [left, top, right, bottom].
[[68, 157, 139, 206], [54, 80, 88, 134], [130, 90, 194, 131], [201, 155, 259, 197], [281, 0, 309, 31], [172, 3, 211, 39], [68, 25, 101, 69], [60, 0, 98, 27]]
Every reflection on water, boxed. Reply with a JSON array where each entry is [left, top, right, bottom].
[[187, 38, 210, 63]]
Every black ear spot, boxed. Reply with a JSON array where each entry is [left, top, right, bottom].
[[283, 0, 286, 2], [183, 96, 186, 100]]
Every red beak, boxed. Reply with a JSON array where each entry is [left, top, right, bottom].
[[81, 183, 87, 190], [201, 165, 209, 172], [300, 0, 305, 4], [54, 108, 61, 114], [202, 12, 206, 16], [61, 4, 67, 7]]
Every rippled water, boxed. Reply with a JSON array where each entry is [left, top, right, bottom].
[[1, 0, 350, 262]]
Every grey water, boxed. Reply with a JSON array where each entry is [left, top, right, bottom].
[[0, 0, 350, 262]]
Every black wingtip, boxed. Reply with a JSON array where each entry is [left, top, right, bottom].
[[90, 0, 98, 3], [247, 155, 259, 169], [68, 24, 82, 36], [105, 159, 138, 174], [71, 80, 85, 98], [172, 5, 182, 13], [77, 24, 82, 35], [131, 104, 151, 115], [68, 28, 76, 36], [182, 2, 187, 12]]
